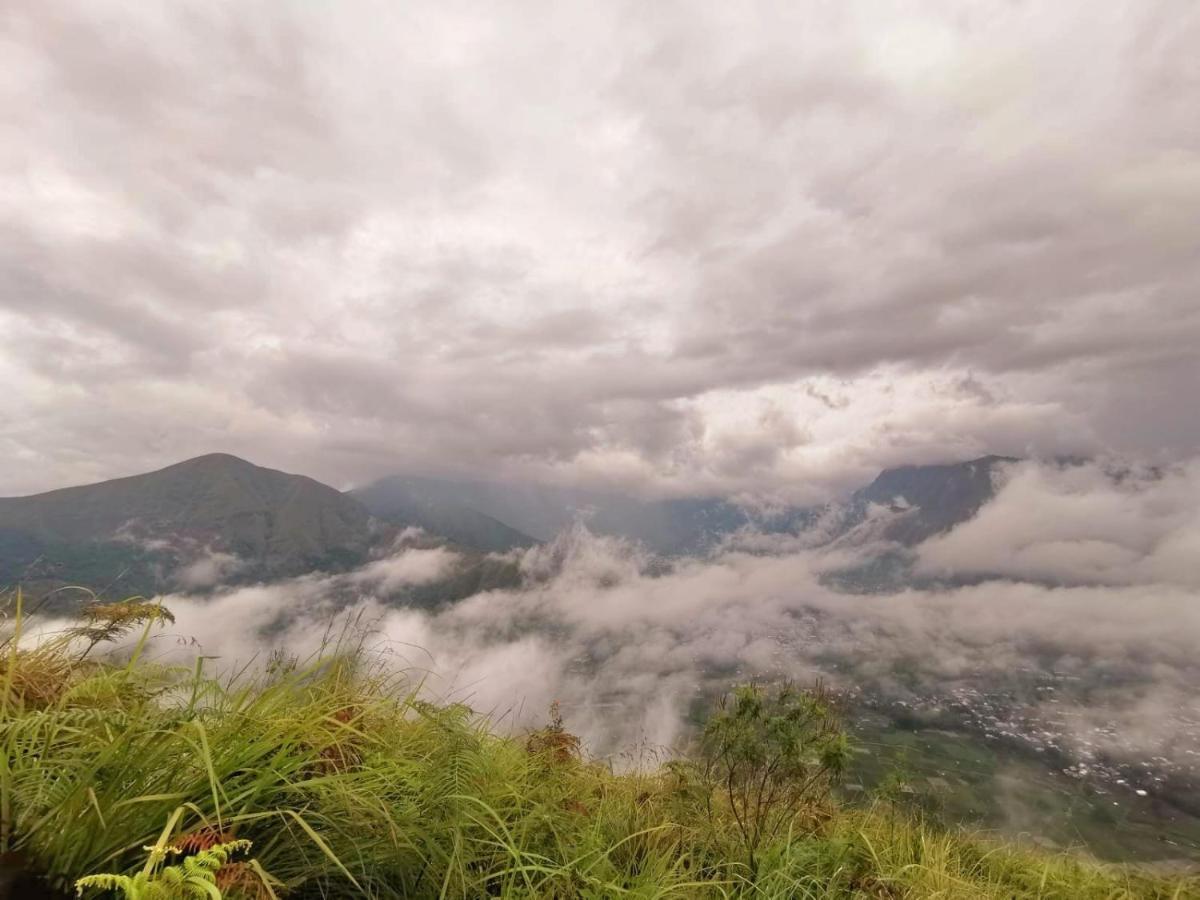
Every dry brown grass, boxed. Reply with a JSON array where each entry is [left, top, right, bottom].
[[0, 647, 73, 708]]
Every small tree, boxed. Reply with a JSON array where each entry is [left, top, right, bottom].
[[698, 681, 850, 875]]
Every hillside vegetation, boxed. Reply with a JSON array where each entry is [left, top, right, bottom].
[[0, 455, 374, 598], [0, 593, 1195, 899]]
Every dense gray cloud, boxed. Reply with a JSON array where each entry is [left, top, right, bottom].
[[2, 1, 1198, 497]]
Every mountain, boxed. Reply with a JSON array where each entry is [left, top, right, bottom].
[[0, 452, 1023, 605], [793, 455, 1020, 594], [846, 455, 1019, 545], [352, 476, 537, 553], [355, 456, 1021, 558], [351, 475, 752, 556], [0, 454, 375, 597]]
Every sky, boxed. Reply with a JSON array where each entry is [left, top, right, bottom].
[[2, 1, 1198, 499]]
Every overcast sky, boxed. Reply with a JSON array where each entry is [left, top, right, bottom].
[[2, 1, 1198, 499]]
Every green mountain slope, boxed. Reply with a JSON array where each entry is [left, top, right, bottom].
[[0, 453, 374, 595]]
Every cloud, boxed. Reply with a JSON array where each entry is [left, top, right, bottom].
[[350, 546, 461, 593], [175, 548, 244, 590], [917, 460, 1200, 588], [46, 459, 1193, 777], [1, 1, 1198, 497]]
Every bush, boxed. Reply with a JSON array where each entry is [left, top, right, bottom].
[[690, 681, 850, 875]]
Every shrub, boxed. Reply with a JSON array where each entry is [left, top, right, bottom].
[[694, 681, 851, 875]]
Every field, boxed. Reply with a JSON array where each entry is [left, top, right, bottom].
[[845, 713, 1200, 867]]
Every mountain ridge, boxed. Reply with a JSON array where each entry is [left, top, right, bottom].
[[1, 452, 1025, 599], [353, 454, 1022, 556]]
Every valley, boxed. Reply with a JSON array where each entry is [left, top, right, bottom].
[[3, 452, 1198, 877]]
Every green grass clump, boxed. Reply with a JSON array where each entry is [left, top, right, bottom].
[[0, 592, 1196, 899]]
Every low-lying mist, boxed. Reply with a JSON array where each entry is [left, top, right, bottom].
[[41, 460, 1200, 780]]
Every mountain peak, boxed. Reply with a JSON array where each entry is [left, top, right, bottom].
[[852, 455, 1019, 544], [871, 455, 1020, 481], [175, 451, 253, 466], [0, 453, 373, 597], [156, 452, 272, 477]]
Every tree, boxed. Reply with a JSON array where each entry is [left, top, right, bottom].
[[697, 681, 850, 875]]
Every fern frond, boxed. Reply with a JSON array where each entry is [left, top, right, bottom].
[[76, 839, 254, 899]]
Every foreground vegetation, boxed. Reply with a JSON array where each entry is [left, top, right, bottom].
[[1, 593, 1196, 898]]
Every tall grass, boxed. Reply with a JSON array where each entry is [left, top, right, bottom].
[[0, 594, 1195, 898]]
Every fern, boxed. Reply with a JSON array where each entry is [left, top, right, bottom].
[[75, 839, 254, 899]]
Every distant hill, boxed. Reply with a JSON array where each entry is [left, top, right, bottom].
[[352, 476, 537, 553], [846, 454, 1019, 545], [0, 452, 1024, 603], [353, 456, 1021, 558], [0, 454, 375, 597], [351, 475, 752, 556]]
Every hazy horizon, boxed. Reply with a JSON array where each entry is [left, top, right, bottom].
[[0, 445, 1018, 501]]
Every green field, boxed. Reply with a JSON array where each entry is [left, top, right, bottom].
[[844, 714, 1200, 868]]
